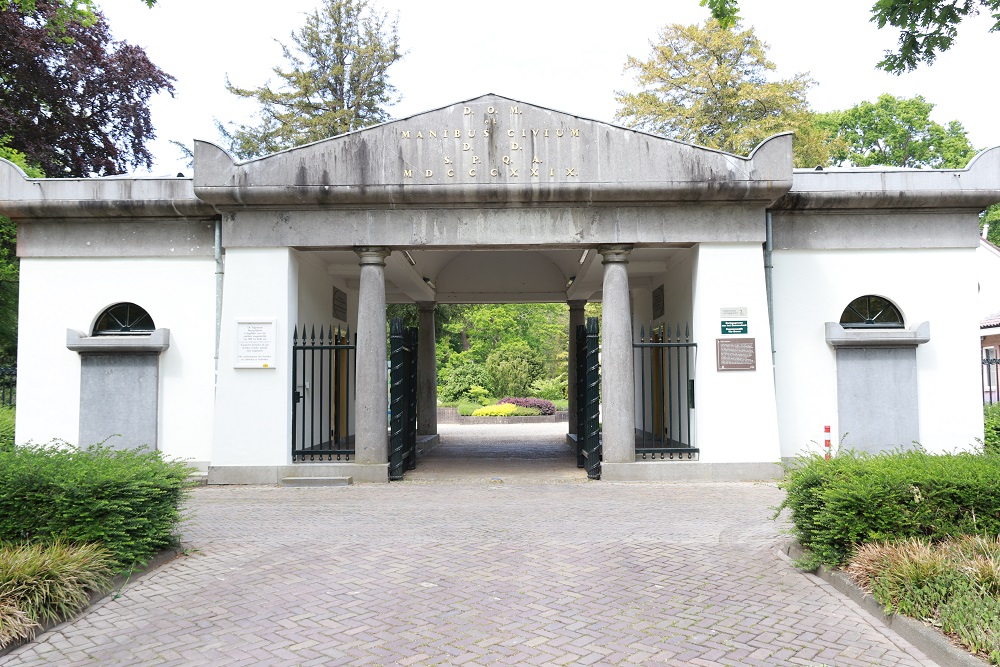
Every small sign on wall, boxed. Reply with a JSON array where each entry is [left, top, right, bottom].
[[235, 320, 277, 368], [721, 320, 748, 335], [652, 285, 664, 320], [332, 287, 348, 322], [716, 337, 756, 371]]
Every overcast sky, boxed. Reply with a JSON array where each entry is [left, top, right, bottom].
[[97, 0, 1000, 175]]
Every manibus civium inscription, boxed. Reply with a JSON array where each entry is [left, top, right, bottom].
[[398, 105, 582, 181]]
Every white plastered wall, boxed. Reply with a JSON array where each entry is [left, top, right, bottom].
[[976, 240, 1000, 319], [296, 250, 347, 329], [691, 243, 781, 463], [772, 247, 984, 457], [211, 247, 297, 467], [15, 256, 216, 463]]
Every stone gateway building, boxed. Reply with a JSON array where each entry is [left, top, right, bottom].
[[2, 95, 998, 483]]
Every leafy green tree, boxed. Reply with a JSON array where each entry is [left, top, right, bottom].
[[615, 20, 826, 165], [484, 341, 544, 399], [701, 0, 1000, 73], [0, 0, 155, 33], [982, 204, 1000, 246], [453, 304, 567, 378], [0, 138, 42, 356], [827, 94, 978, 168], [219, 0, 402, 159], [1, 1, 174, 176], [437, 357, 489, 403]]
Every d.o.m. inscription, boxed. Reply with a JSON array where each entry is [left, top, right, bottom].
[[716, 338, 756, 371]]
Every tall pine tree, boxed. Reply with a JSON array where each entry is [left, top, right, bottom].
[[218, 0, 403, 159]]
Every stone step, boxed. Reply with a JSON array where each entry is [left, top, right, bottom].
[[279, 476, 353, 487]]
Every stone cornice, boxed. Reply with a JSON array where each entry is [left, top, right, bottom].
[[773, 147, 1000, 212]]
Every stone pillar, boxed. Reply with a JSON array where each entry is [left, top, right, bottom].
[[599, 245, 635, 463], [416, 301, 438, 436], [355, 247, 390, 464], [567, 300, 586, 436]]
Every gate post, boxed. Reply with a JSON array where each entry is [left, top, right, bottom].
[[567, 300, 586, 436], [389, 318, 406, 480], [406, 326, 419, 470], [575, 323, 587, 468], [584, 317, 602, 479]]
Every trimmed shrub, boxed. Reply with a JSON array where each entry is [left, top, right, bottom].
[[457, 401, 482, 416], [498, 396, 556, 415], [0, 443, 193, 568], [472, 403, 519, 417], [484, 341, 544, 399], [0, 540, 114, 648], [530, 376, 567, 401], [984, 403, 1000, 455], [467, 385, 491, 405], [471, 403, 541, 417], [777, 450, 1000, 569], [438, 359, 489, 403]]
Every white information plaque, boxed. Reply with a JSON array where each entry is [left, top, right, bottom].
[[235, 320, 277, 368]]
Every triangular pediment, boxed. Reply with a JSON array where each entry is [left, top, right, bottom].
[[193, 94, 792, 207]]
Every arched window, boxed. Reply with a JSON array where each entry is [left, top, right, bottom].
[[839, 295, 903, 329], [92, 302, 155, 336]]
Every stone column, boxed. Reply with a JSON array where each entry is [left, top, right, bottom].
[[599, 245, 635, 463], [416, 301, 438, 436], [567, 300, 586, 436], [354, 247, 390, 464]]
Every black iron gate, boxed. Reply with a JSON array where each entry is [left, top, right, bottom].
[[389, 318, 418, 481], [983, 353, 999, 405], [291, 325, 355, 461], [634, 322, 698, 459], [574, 316, 601, 479]]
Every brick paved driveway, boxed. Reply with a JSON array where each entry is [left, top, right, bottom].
[[2, 425, 936, 666]]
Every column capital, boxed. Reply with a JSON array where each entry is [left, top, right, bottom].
[[355, 246, 391, 266], [598, 244, 632, 265], [416, 301, 437, 313], [567, 300, 587, 311]]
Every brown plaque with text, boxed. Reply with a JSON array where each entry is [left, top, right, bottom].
[[716, 338, 756, 371]]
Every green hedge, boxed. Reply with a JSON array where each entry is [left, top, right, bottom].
[[0, 444, 193, 569], [984, 403, 1000, 455], [777, 450, 1000, 568], [0, 406, 14, 452]]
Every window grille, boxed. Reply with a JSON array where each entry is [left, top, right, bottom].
[[93, 302, 155, 336], [839, 295, 903, 329]]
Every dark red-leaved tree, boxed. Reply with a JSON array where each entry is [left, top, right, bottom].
[[0, 1, 174, 176]]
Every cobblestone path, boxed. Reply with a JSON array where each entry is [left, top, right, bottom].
[[1, 425, 936, 666]]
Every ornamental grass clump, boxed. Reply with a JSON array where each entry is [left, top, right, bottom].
[[777, 449, 1000, 569], [0, 443, 193, 569], [0, 540, 114, 648], [848, 536, 1000, 663]]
